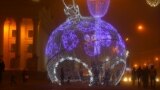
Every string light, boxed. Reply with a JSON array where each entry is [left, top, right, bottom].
[[146, 0, 160, 7]]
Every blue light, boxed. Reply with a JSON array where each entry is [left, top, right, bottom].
[[45, 31, 60, 60], [62, 30, 79, 51], [45, 18, 128, 85], [45, 17, 126, 59], [45, 0, 128, 86]]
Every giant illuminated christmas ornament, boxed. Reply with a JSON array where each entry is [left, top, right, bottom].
[[45, 0, 128, 86], [146, 0, 160, 7]]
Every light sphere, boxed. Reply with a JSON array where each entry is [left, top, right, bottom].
[[146, 0, 160, 7], [45, 0, 128, 86], [45, 17, 128, 86]]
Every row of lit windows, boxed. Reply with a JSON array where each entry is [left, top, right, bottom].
[[12, 30, 33, 38]]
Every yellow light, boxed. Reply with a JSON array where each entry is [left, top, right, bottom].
[[123, 77, 128, 82], [155, 57, 159, 61], [144, 63, 147, 66], [137, 24, 144, 32], [125, 37, 129, 42], [128, 77, 132, 82], [138, 25, 143, 30], [156, 78, 159, 82], [134, 64, 138, 68]]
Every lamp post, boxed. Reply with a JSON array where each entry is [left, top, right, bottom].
[[155, 57, 160, 69]]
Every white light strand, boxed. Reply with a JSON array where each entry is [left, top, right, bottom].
[[49, 56, 94, 86], [146, 0, 160, 7]]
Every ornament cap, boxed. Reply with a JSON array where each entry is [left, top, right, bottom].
[[87, 0, 110, 18]]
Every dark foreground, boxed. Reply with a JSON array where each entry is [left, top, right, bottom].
[[0, 72, 159, 90], [1, 80, 160, 90]]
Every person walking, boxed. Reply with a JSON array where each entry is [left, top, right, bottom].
[[149, 65, 157, 89], [142, 66, 149, 89], [0, 56, 5, 83], [136, 66, 142, 87], [131, 67, 136, 86]]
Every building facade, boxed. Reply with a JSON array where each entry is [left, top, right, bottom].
[[0, 0, 41, 71]]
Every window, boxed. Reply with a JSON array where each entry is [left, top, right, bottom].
[[28, 30, 33, 38], [11, 44, 16, 52], [12, 30, 17, 37], [27, 44, 33, 53]]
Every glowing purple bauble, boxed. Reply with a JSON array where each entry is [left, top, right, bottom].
[[87, 0, 110, 18], [45, 0, 128, 86], [45, 17, 127, 85]]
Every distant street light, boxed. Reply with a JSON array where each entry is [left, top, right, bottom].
[[155, 57, 159, 61], [134, 64, 138, 68], [144, 63, 147, 66], [125, 37, 129, 42], [137, 25, 144, 32]]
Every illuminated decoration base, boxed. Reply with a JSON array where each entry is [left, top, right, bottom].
[[146, 0, 160, 7], [47, 56, 94, 85], [45, 0, 128, 86]]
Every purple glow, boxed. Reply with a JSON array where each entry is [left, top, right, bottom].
[[46, 1, 128, 86], [45, 18, 126, 60], [62, 30, 79, 51], [87, 0, 110, 18], [45, 17, 127, 86], [45, 38, 60, 59], [84, 42, 97, 56]]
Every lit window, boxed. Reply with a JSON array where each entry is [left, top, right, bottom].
[[12, 30, 17, 37], [28, 30, 33, 38], [27, 44, 33, 53]]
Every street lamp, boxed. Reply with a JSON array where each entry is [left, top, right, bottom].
[[125, 37, 129, 42], [137, 24, 144, 32], [134, 64, 138, 68], [155, 57, 160, 68], [155, 57, 159, 61]]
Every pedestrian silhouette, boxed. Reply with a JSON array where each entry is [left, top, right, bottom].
[[0, 56, 5, 83], [149, 65, 157, 89], [131, 67, 136, 86], [137, 66, 142, 87], [142, 66, 149, 89]]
